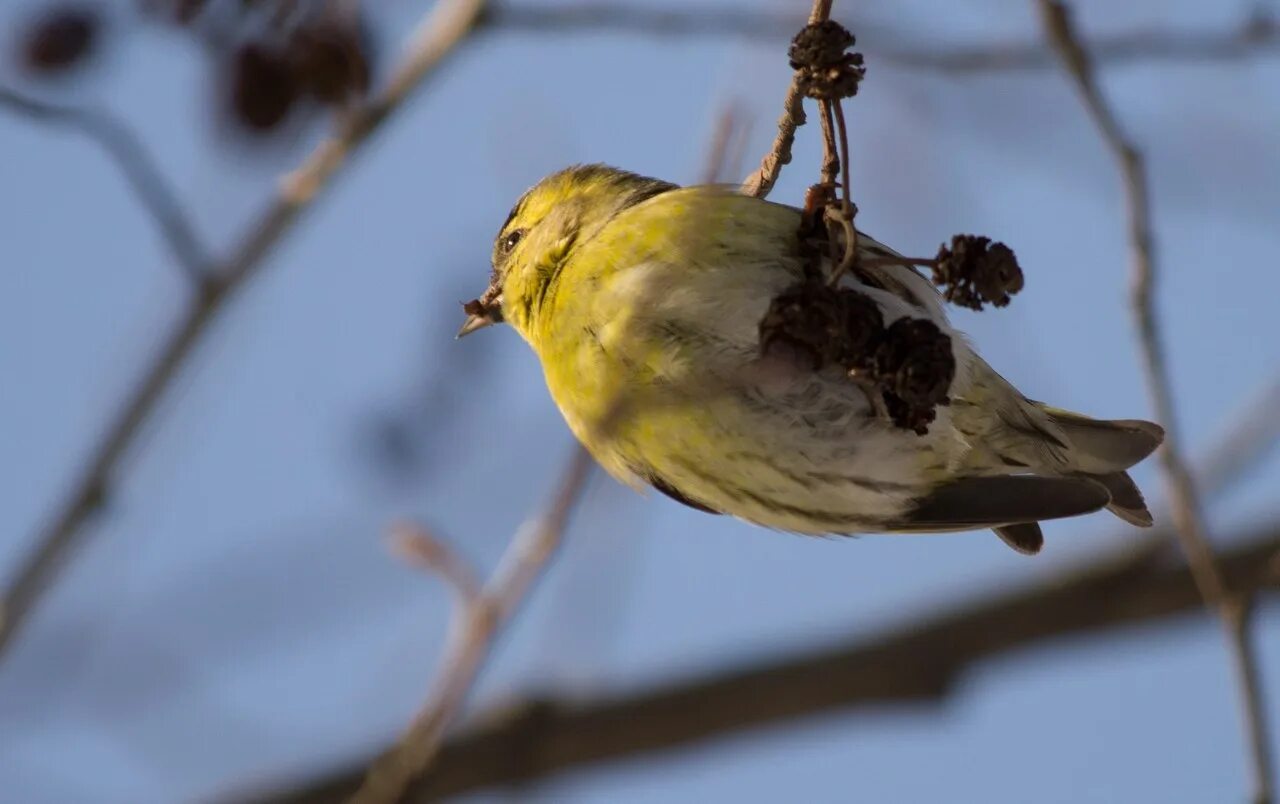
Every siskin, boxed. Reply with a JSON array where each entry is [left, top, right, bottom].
[[459, 165, 1163, 554]]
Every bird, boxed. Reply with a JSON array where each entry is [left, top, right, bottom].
[[458, 164, 1163, 555]]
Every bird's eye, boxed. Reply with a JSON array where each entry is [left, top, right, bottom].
[[501, 229, 525, 254]]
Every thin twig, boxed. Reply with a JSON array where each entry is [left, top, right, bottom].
[[816, 99, 840, 188], [829, 99, 860, 282], [260, 520, 1280, 804], [0, 86, 209, 281], [0, 0, 491, 661], [699, 105, 746, 185], [740, 79, 804, 199], [349, 446, 595, 804], [1227, 597, 1278, 804], [389, 524, 482, 606], [1038, 3, 1274, 802], [484, 3, 1280, 71], [1197, 377, 1280, 496], [739, 0, 832, 198], [860, 254, 936, 270]]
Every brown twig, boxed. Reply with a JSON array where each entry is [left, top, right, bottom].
[[827, 99, 860, 282], [0, 0, 492, 662], [1038, 2, 1274, 802], [739, 72, 804, 199], [259, 519, 1280, 804], [0, 86, 209, 281], [699, 105, 747, 185], [739, 0, 832, 198], [1197, 377, 1280, 495], [816, 99, 840, 188], [389, 524, 482, 606], [484, 3, 1280, 71], [349, 446, 595, 804]]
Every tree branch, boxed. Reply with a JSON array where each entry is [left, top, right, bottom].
[[1037, 2, 1274, 802], [351, 446, 595, 804], [258, 520, 1280, 803], [483, 3, 1280, 72], [740, 0, 832, 198], [1197, 378, 1280, 497], [0, 85, 209, 281], [0, 0, 491, 661], [698, 104, 749, 185]]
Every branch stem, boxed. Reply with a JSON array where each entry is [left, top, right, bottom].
[[0, 0, 492, 661], [0, 86, 209, 281], [1038, 3, 1274, 801]]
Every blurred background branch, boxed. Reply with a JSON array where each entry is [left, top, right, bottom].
[[262, 521, 1280, 803], [6, 0, 1277, 663], [2, 1, 1277, 800], [1037, 1, 1274, 801], [0, 86, 208, 280], [351, 446, 594, 804], [483, 3, 1280, 72], [0, 0, 490, 661], [259, 366, 1280, 800]]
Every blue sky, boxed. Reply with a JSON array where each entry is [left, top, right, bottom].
[[1, 1, 1278, 801]]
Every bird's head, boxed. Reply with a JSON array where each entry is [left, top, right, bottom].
[[459, 164, 676, 341]]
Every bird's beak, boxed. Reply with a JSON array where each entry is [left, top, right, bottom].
[[457, 294, 503, 339]]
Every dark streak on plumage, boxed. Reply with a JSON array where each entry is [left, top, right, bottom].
[[724, 450, 913, 494], [671, 457, 877, 530], [999, 409, 1069, 451], [648, 474, 721, 514], [534, 230, 577, 318]]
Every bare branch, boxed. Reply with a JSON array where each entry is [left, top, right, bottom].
[[1037, 2, 1274, 801], [1227, 596, 1277, 804], [350, 446, 595, 804], [0, 0, 491, 661], [698, 105, 748, 185], [0, 85, 209, 281], [257, 520, 1280, 804], [878, 11, 1280, 73], [389, 524, 482, 606], [739, 80, 804, 198], [740, 0, 832, 198], [484, 3, 1280, 72], [1197, 377, 1280, 496]]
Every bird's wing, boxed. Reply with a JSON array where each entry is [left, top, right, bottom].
[[885, 475, 1111, 533]]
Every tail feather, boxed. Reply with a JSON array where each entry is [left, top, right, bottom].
[[993, 522, 1044, 555], [1037, 405, 1164, 474], [1089, 470, 1154, 527], [1036, 404, 1163, 528]]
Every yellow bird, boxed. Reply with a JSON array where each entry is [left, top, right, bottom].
[[460, 165, 1163, 554]]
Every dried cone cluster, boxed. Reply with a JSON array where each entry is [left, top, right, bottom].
[[760, 281, 954, 435], [16, 1, 373, 135], [788, 21, 866, 100], [223, 12, 372, 132], [872, 318, 956, 435], [760, 16, 1026, 435], [19, 6, 101, 74], [932, 234, 1024, 310]]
